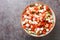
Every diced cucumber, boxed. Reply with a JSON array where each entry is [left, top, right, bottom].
[[46, 11, 51, 16], [46, 17, 50, 20]]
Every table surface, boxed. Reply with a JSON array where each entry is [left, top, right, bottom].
[[0, 0, 60, 40]]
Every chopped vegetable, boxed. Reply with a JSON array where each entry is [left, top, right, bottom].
[[42, 29, 46, 34], [31, 11, 35, 14], [22, 3, 55, 36]]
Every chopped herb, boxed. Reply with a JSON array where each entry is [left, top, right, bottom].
[[40, 5, 44, 10], [31, 19, 33, 21], [31, 11, 35, 14], [40, 7, 43, 10], [36, 12, 40, 15]]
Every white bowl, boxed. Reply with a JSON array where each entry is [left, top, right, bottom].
[[20, 2, 56, 37]]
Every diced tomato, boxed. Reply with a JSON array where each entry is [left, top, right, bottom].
[[34, 18, 39, 22], [45, 23, 49, 27], [41, 22, 45, 26], [28, 16, 33, 20], [36, 18, 40, 22], [30, 24, 37, 31], [42, 13, 46, 19], [48, 24, 53, 30], [42, 29, 46, 34], [23, 25, 26, 29], [37, 22, 44, 28], [37, 26, 42, 28], [49, 10, 52, 15], [30, 25, 34, 31], [45, 6, 49, 10], [38, 22, 41, 26], [43, 13, 46, 16], [34, 7, 38, 11]]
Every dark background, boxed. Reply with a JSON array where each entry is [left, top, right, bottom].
[[0, 0, 60, 40]]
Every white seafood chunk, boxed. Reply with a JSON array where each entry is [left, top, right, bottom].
[[46, 29, 49, 32], [40, 27, 44, 30], [26, 23, 29, 27]]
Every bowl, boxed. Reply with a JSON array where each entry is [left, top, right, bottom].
[[20, 2, 56, 37]]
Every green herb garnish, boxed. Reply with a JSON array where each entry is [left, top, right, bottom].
[[36, 12, 40, 15], [31, 11, 35, 14]]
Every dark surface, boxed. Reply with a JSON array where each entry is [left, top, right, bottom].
[[0, 0, 60, 40]]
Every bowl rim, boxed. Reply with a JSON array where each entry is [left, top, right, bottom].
[[20, 2, 56, 37]]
